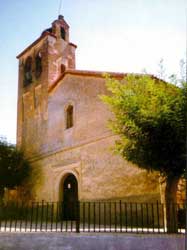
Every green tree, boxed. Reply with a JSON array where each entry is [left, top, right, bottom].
[[0, 138, 31, 201], [101, 74, 186, 232]]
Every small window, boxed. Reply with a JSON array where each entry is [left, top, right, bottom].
[[24, 56, 32, 86], [61, 27, 66, 40], [35, 52, 42, 78], [66, 105, 73, 129], [61, 64, 66, 74]]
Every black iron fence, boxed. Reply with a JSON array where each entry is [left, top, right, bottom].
[[0, 201, 185, 234]]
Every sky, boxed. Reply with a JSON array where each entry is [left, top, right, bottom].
[[0, 0, 186, 143]]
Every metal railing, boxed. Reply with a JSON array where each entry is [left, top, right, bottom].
[[0, 201, 185, 233]]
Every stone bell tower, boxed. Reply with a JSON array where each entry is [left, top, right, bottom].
[[45, 15, 77, 86], [16, 15, 77, 155]]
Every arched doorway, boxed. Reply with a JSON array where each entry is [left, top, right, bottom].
[[62, 174, 78, 220]]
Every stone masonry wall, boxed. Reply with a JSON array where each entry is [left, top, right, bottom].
[[31, 135, 160, 202], [27, 74, 160, 202]]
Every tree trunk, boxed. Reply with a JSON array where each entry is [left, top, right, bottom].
[[0, 187, 4, 206], [164, 176, 179, 233]]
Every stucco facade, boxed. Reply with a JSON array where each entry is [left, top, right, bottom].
[[16, 16, 160, 202]]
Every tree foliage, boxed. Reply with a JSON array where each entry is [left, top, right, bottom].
[[101, 74, 186, 180], [0, 138, 31, 197]]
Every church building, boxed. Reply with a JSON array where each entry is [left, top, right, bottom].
[[16, 15, 160, 203]]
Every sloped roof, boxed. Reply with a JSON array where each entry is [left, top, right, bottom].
[[48, 69, 162, 94], [48, 69, 127, 93]]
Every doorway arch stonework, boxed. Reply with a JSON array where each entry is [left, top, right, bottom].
[[52, 166, 80, 202]]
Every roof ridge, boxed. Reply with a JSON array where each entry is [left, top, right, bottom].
[[48, 69, 162, 94]]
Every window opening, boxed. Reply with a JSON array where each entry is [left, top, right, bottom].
[[61, 27, 66, 40], [35, 52, 42, 78], [61, 64, 66, 73], [24, 57, 32, 86], [66, 105, 73, 129]]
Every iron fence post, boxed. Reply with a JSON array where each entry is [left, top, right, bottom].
[[76, 201, 80, 233]]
